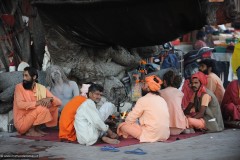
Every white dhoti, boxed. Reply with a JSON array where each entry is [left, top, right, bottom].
[[74, 99, 109, 146]]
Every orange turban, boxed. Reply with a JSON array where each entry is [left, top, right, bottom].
[[191, 72, 208, 97], [145, 75, 163, 92]]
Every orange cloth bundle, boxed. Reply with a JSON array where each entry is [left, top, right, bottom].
[[59, 96, 86, 141]]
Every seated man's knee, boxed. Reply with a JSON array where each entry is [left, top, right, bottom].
[[225, 103, 236, 112], [35, 106, 50, 114]]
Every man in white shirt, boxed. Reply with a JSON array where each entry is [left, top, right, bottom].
[[74, 84, 119, 146]]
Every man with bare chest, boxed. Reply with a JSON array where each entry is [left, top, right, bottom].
[[46, 65, 79, 112]]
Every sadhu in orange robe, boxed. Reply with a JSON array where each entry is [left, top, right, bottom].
[[13, 83, 62, 134], [59, 96, 86, 141]]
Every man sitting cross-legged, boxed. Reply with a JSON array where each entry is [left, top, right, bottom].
[[198, 59, 225, 105], [59, 95, 87, 142], [13, 67, 62, 137], [46, 65, 80, 113], [74, 84, 119, 146], [160, 70, 189, 135], [117, 75, 170, 142], [184, 72, 224, 132]]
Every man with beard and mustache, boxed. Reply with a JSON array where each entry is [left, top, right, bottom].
[[117, 75, 170, 143], [13, 67, 62, 137], [59, 82, 115, 142], [221, 66, 240, 128], [74, 84, 119, 146], [198, 59, 225, 105], [46, 65, 79, 113], [184, 72, 224, 132]]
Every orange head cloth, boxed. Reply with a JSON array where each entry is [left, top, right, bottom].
[[191, 72, 208, 97], [145, 75, 163, 92]]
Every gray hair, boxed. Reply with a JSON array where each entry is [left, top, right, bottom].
[[45, 65, 69, 89]]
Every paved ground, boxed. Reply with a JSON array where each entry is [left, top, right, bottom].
[[0, 129, 240, 160]]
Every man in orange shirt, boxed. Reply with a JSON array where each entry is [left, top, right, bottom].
[[13, 67, 61, 136], [199, 59, 225, 105]]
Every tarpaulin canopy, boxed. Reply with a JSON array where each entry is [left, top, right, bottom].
[[32, 0, 208, 48]]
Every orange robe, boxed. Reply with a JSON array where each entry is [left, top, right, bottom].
[[13, 83, 62, 134], [206, 73, 225, 105], [160, 87, 188, 135], [59, 96, 86, 141]]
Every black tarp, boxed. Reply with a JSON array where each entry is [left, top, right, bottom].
[[32, 0, 208, 48]]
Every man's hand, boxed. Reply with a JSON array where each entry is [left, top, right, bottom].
[[184, 102, 193, 115], [237, 105, 240, 112], [36, 97, 53, 108]]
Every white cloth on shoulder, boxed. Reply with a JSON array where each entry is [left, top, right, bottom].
[[80, 84, 91, 97], [98, 102, 116, 121]]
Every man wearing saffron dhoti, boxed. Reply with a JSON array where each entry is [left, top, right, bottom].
[[13, 67, 62, 136], [117, 75, 170, 142]]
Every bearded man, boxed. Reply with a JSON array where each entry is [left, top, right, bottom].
[[46, 65, 79, 112], [184, 72, 224, 132], [13, 67, 62, 136], [198, 59, 225, 105]]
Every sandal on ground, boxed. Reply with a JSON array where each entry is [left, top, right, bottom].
[[224, 120, 240, 129], [235, 121, 240, 128], [100, 146, 120, 152], [124, 148, 147, 155]]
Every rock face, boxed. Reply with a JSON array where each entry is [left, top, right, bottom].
[[45, 27, 141, 82], [44, 25, 143, 104]]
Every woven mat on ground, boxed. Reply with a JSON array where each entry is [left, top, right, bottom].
[[12, 129, 204, 147]]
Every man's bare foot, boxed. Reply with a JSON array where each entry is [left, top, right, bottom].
[[35, 127, 48, 135], [108, 132, 119, 139], [102, 137, 120, 144], [25, 128, 43, 137], [107, 130, 119, 139]]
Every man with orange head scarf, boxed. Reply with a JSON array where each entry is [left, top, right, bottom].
[[117, 75, 170, 142], [184, 72, 224, 132]]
